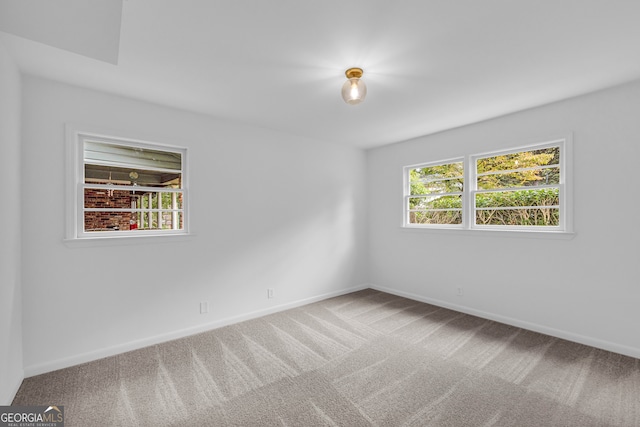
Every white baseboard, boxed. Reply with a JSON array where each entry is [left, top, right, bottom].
[[370, 284, 640, 360], [1, 371, 24, 405], [24, 284, 369, 378], [29, 283, 634, 377]]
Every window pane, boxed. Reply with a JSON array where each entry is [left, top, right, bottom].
[[84, 141, 182, 171], [410, 162, 464, 194], [108, 211, 178, 232], [85, 164, 181, 188], [84, 189, 181, 210], [149, 193, 158, 209], [477, 147, 559, 174], [159, 192, 183, 209], [477, 167, 560, 190], [158, 211, 183, 230], [414, 162, 464, 179], [84, 189, 183, 232], [411, 178, 463, 195], [84, 188, 136, 209], [137, 210, 159, 229], [84, 211, 135, 232], [409, 195, 462, 210], [476, 208, 559, 226], [410, 210, 462, 225], [475, 188, 559, 208]]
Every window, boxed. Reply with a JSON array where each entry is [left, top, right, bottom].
[[66, 127, 188, 239], [403, 136, 572, 233], [405, 159, 464, 227], [473, 143, 562, 229]]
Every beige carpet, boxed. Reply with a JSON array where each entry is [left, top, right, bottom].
[[13, 289, 640, 426]]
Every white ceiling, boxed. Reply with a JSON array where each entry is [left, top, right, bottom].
[[0, 0, 122, 64], [2, 0, 640, 149]]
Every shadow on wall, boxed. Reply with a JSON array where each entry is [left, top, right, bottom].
[[190, 188, 361, 316]]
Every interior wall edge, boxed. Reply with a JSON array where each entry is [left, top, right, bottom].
[[370, 283, 640, 360], [0, 41, 24, 407]]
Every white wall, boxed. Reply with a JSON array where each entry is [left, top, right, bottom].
[[368, 80, 640, 358], [0, 44, 23, 404], [21, 76, 368, 375]]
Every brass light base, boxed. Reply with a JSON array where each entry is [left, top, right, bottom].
[[345, 67, 363, 79]]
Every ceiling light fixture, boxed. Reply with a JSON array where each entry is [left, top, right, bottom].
[[341, 67, 367, 105]]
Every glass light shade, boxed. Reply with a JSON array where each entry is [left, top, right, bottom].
[[341, 78, 367, 105]]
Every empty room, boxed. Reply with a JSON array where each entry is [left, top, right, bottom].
[[1, 1, 639, 426]]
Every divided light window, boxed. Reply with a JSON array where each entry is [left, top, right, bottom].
[[403, 137, 571, 233], [405, 159, 464, 227], [473, 144, 561, 229], [74, 133, 187, 238]]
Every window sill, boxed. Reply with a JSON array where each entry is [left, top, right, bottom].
[[63, 233, 195, 248], [401, 226, 575, 240]]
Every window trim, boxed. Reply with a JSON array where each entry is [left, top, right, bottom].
[[65, 124, 190, 241], [403, 134, 574, 235]]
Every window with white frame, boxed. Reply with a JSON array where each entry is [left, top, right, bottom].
[[67, 129, 188, 239], [405, 159, 464, 226], [404, 137, 572, 233], [473, 143, 562, 229]]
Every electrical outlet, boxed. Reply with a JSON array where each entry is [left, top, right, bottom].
[[267, 288, 274, 299], [456, 287, 464, 296], [200, 301, 209, 314]]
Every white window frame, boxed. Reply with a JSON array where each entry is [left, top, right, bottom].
[[403, 135, 573, 236], [403, 157, 465, 229], [65, 124, 190, 241]]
